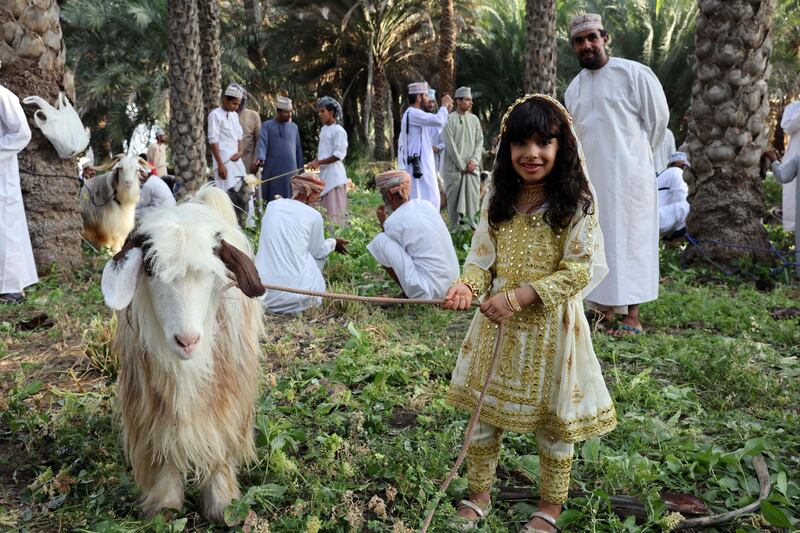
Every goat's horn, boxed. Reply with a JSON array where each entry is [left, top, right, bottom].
[[215, 239, 265, 298]]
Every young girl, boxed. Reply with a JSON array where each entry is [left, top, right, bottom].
[[443, 94, 616, 533]]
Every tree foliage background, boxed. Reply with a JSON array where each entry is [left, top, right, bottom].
[[61, 0, 799, 158]]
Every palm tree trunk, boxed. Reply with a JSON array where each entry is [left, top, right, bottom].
[[438, 0, 456, 96], [362, 47, 374, 153], [684, 0, 775, 263], [1, 0, 82, 273], [198, 0, 221, 165], [523, 0, 557, 96], [167, 0, 207, 192], [373, 62, 388, 160]]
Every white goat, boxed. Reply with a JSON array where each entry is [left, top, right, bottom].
[[100, 187, 266, 523], [81, 155, 144, 253]]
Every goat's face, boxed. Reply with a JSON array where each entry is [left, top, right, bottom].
[[145, 269, 217, 360], [100, 202, 266, 364], [111, 156, 146, 203]]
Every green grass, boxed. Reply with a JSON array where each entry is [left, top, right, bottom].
[[0, 170, 798, 532]]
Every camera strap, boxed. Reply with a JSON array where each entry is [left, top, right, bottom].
[[405, 110, 411, 165]]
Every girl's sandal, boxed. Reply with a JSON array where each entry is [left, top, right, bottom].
[[519, 510, 560, 533], [449, 499, 490, 531]]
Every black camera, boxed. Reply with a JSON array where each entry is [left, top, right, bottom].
[[407, 153, 423, 179]]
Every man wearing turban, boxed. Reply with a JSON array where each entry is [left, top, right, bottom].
[[443, 86, 484, 232], [565, 13, 669, 336], [366, 170, 460, 299], [397, 81, 453, 210], [256, 96, 305, 205], [254, 173, 348, 313], [146, 127, 168, 177], [208, 83, 248, 190]]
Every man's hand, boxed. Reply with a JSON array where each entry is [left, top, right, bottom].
[[249, 162, 259, 174], [308, 159, 321, 170], [217, 163, 228, 179], [432, 146, 441, 154], [376, 205, 388, 228], [441, 95, 453, 110], [466, 160, 477, 173], [230, 152, 242, 162], [442, 283, 472, 310], [334, 238, 350, 255], [764, 148, 780, 163]]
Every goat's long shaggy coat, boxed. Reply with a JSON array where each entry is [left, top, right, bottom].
[[112, 192, 264, 522]]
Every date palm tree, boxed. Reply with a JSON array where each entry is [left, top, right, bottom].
[[524, 0, 557, 95], [684, 0, 775, 262], [198, 0, 221, 164], [1, 0, 82, 272], [439, 0, 457, 97], [167, 0, 206, 191], [62, 0, 168, 156]]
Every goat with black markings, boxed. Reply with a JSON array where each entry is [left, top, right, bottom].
[[101, 187, 265, 524]]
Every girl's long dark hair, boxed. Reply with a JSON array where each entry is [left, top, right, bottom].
[[488, 98, 593, 230]]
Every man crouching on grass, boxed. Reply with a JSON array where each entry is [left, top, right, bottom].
[[367, 170, 460, 299]]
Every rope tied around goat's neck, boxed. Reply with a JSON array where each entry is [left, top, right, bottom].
[[222, 281, 503, 532]]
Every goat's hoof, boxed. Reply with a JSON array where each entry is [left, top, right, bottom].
[[139, 505, 181, 522]]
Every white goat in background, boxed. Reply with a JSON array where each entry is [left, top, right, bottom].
[[80, 155, 144, 253], [101, 187, 266, 523]]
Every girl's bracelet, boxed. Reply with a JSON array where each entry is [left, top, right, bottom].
[[503, 290, 515, 312], [506, 289, 523, 312]]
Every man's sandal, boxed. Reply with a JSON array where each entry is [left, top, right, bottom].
[[449, 499, 490, 531], [519, 510, 560, 533]]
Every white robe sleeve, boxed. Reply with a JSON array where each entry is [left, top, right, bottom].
[[308, 212, 336, 262], [772, 156, 799, 184], [632, 65, 670, 152], [232, 113, 244, 141], [208, 110, 221, 145], [781, 103, 800, 136], [0, 92, 32, 158], [408, 106, 449, 128], [331, 126, 348, 161]]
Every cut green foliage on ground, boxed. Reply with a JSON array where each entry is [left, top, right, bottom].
[[1, 172, 798, 532]]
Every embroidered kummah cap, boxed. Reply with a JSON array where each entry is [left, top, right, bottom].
[[569, 13, 603, 38], [291, 172, 325, 197], [455, 86, 472, 99], [668, 151, 691, 167], [155, 127, 165, 137], [224, 83, 244, 99], [276, 96, 293, 111], [408, 81, 429, 95], [375, 170, 411, 193]]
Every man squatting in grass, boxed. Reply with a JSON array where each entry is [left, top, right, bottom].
[[443, 95, 616, 533], [366, 170, 460, 299]]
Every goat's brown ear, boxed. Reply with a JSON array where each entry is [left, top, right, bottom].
[[215, 239, 266, 298], [112, 232, 145, 262], [109, 153, 125, 169]]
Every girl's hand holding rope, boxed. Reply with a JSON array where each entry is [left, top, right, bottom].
[[442, 283, 473, 311]]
